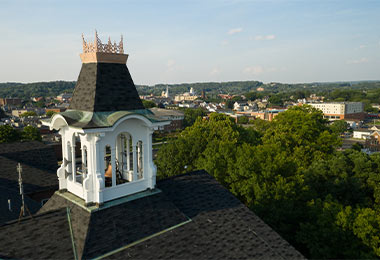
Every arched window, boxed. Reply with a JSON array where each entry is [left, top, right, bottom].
[[116, 133, 133, 185]]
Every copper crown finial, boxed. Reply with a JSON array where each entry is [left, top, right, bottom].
[[82, 30, 124, 54]]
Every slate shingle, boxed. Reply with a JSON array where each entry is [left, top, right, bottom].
[[69, 63, 144, 112], [0, 170, 305, 260]]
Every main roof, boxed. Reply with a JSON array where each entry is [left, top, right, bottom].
[[0, 170, 304, 260], [0, 141, 58, 194], [0, 141, 58, 224], [69, 62, 144, 112]]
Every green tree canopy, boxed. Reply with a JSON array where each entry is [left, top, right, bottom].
[[0, 125, 20, 143], [45, 111, 57, 117], [21, 126, 42, 142], [182, 108, 206, 127], [142, 100, 156, 108], [330, 120, 349, 134]]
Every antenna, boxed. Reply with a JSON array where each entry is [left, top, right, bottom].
[[17, 163, 33, 223]]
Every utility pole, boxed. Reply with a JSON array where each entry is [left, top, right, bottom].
[[17, 163, 33, 222]]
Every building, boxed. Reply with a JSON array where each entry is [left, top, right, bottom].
[[310, 102, 365, 120], [56, 93, 73, 102], [45, 107, 66, 113], [353, 129, 372, 139], [250, 109, 286, 121], [174, 88, 198, 102], [11, 109, 33, 117], [150, 107, 184, 132], [161, 85, 170, 98], [0, 32, 303, 260], [0, 98, 22, 106]]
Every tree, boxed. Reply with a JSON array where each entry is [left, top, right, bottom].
[[21, 126, 42, 141], [268, 94, 283, 107], [156, 113, 260, 182], [142, 100, 156, 108], [262, 105, 341, 167], [330, 120, 348, 134], [45, 111, 57, 117], [237, 116, 249, 124], [0, 125, 20, 143], [183, 108, 206, 127], [225, 100, 234, 109], [20, 111, 37, 117]]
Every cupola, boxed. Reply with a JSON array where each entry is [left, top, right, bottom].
[[42, 31, 169, 206]]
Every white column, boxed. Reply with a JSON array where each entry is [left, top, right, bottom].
[[132, 144, 138, 181], [81, 145, 86, 181], [94, 134, 104, 204], [147, 128, 156, 189], [71, 142, 76, 182], [57, 129, 67, 190], [111, 146, 116, 187], [126, 136, 130, 171]]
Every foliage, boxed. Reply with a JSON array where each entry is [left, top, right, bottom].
[[0, 125, 42, 143], [237, 116, 249, 124], [156, 104, 380, 258], [156, 113, 260, 182], [20, 111, 37, 117], [0, 125, 20, 143], [21, 126, 42, 142], [330, 120, 349, 134], [45, 111, 57, 117], [182, 108, 206, 127], [0, 81, 74, 99], [268, 94, 283, 107], [142, 100, 156, 108]]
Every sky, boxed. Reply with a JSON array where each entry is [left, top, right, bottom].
[[0, 0, 379, 85]]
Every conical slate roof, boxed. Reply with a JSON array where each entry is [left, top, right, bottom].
[[69, 62, 144, 112]]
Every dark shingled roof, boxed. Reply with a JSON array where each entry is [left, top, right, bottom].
[[0, 141, 58, 224], [0, 171, 304, 260], [38, 191, 189, 259], [106, 171, 305, 260], [0, 186, 41, 225], [0, 209, 74, 259], [0, 141, 58, 195], [69, 63, 144, 112]]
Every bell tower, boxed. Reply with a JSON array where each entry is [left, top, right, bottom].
[[42, 31, 169, 206]]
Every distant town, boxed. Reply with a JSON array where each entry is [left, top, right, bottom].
[[1, 81, 380, 153]]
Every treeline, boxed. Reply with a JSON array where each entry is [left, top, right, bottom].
[[0, 125, 42, 143], [1, 80, 379, 100], [0, 81, 75, 99], [155, 106, 380, 258]]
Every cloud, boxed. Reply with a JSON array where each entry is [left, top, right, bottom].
[[359, 45, 367, 49], [210, 68, 221, 76], [228, 28, 243, 35], [243, 66, 265, 76], [346, 58, 369, 64], [254, 35, 276, 41]]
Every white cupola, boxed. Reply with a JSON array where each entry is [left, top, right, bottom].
[[42, 31, 169, 206]]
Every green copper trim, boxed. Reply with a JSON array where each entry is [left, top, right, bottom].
[[42, 108, 168, 129]]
